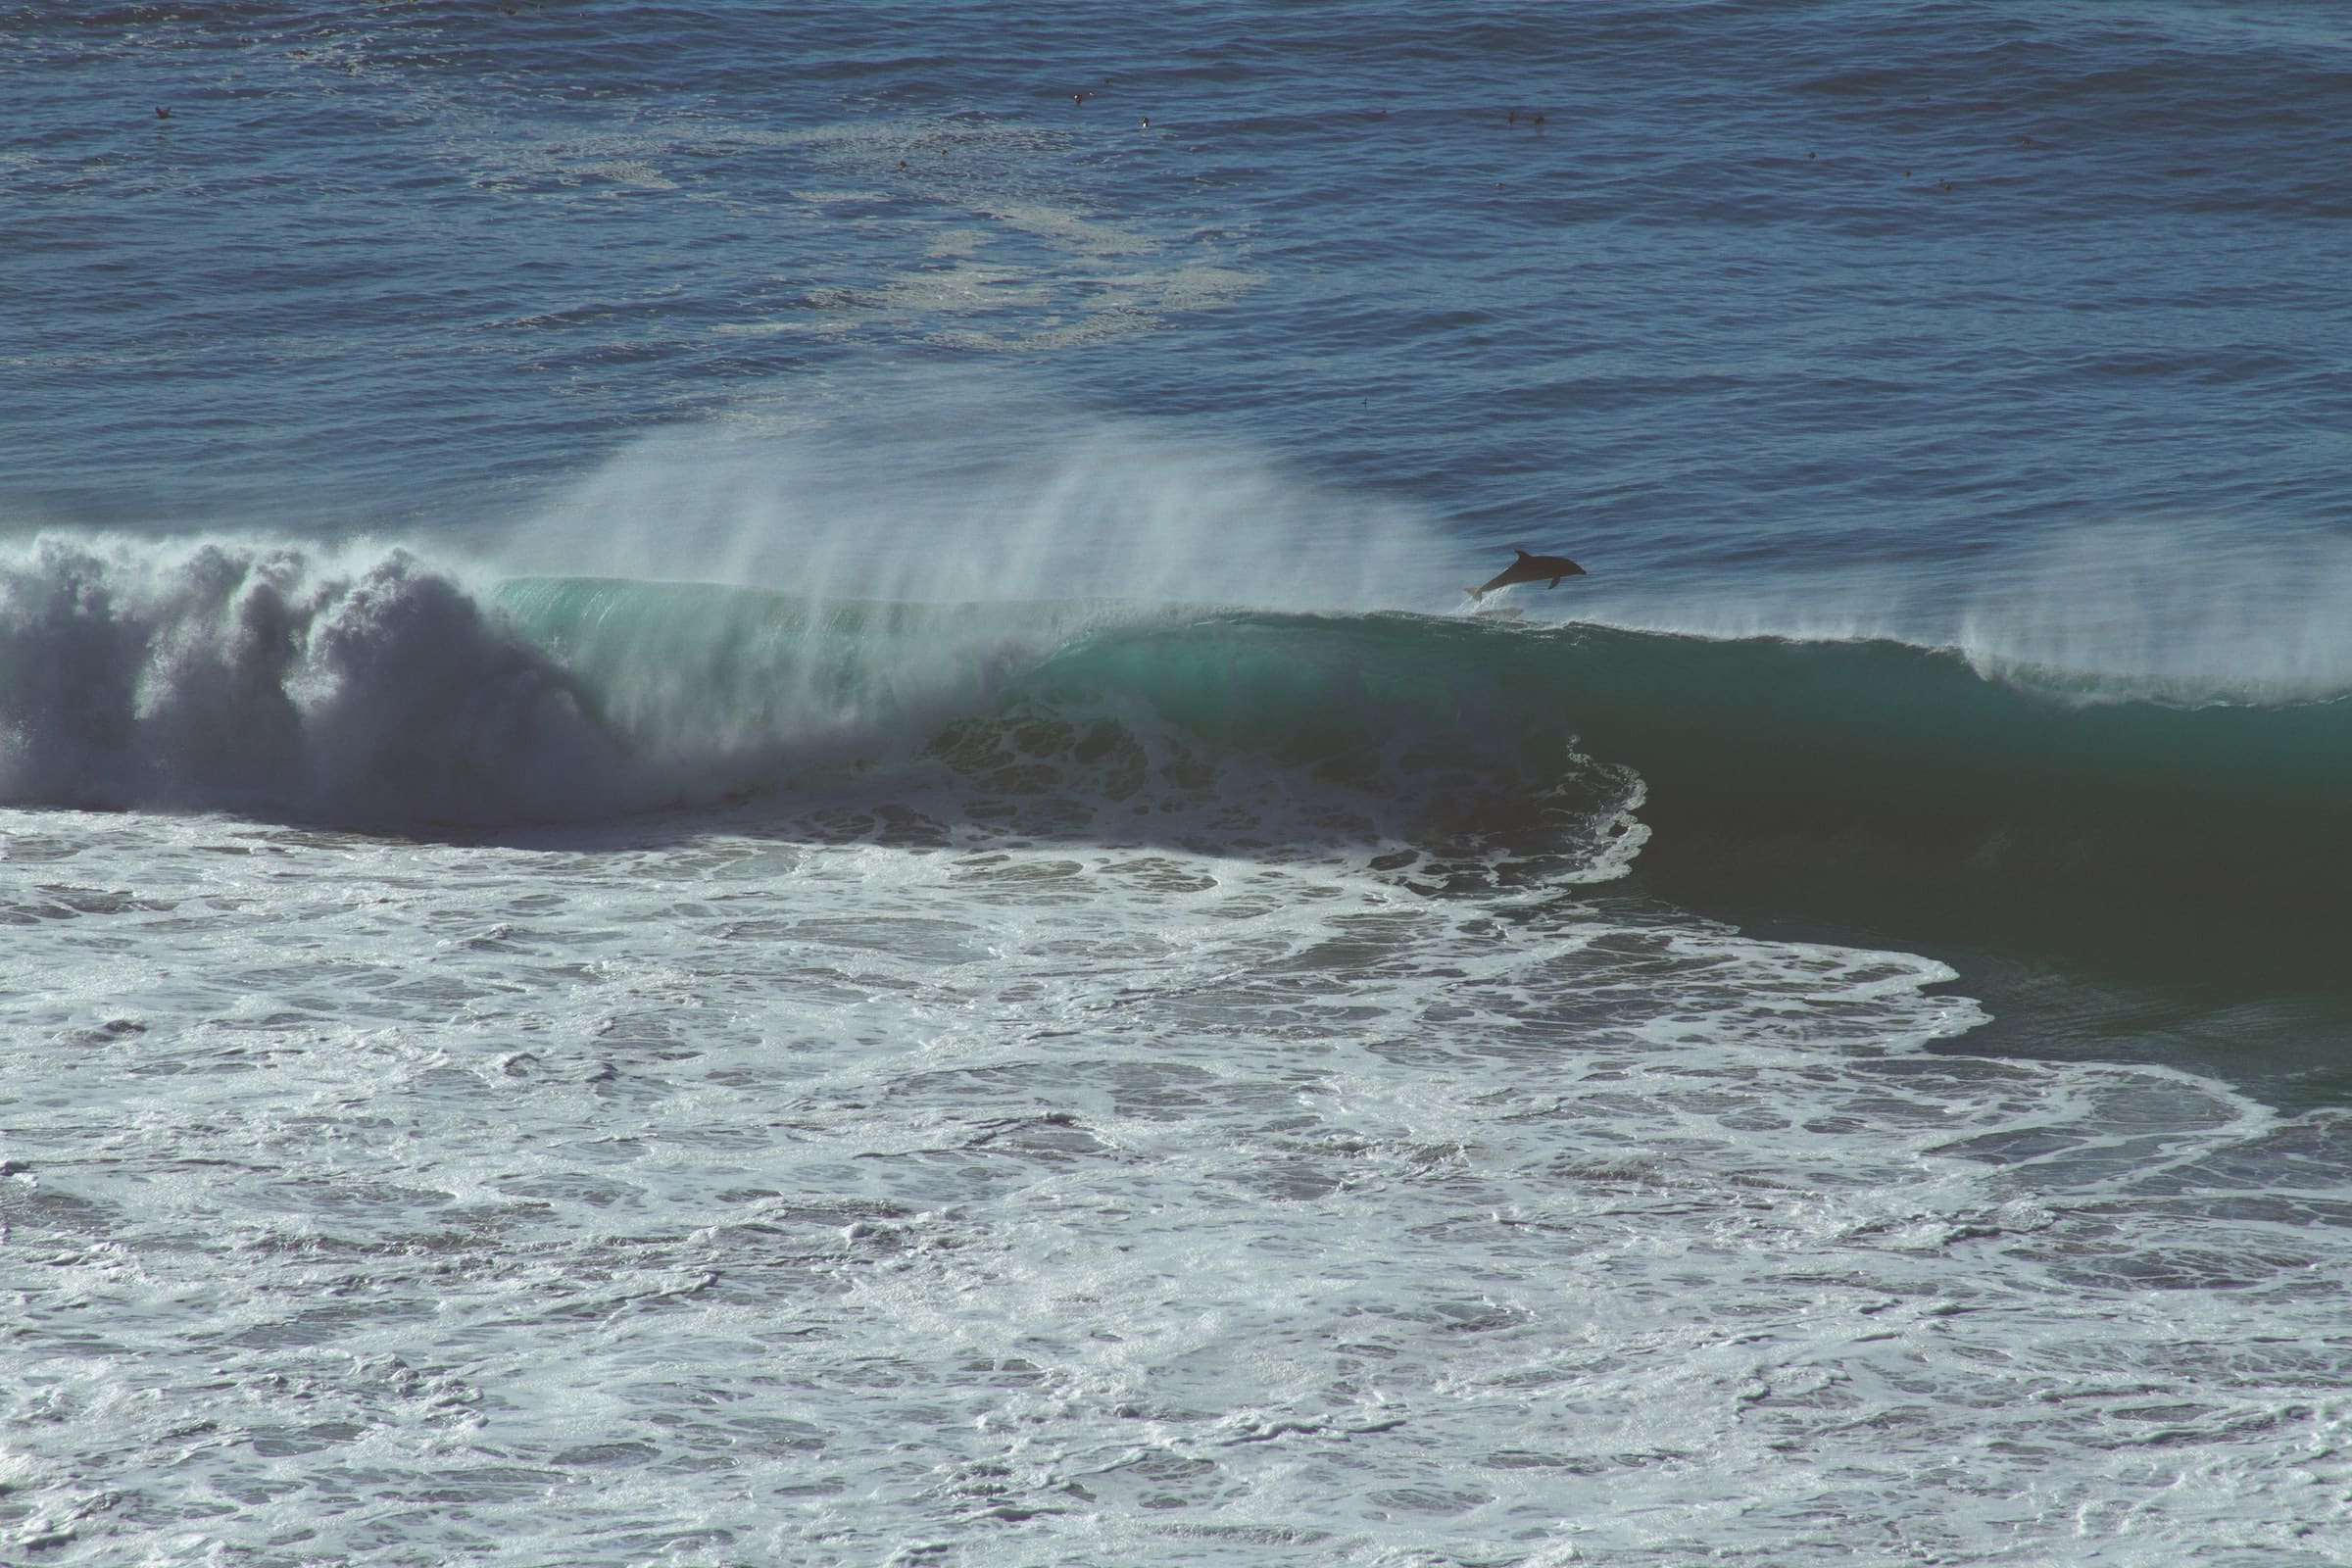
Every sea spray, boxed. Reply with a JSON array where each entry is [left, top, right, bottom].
[[1570, 520, 2352, 707], [1952, 520, 2352, 704], [490, 373, 1460, 613], [489, 576, 1132, 768]]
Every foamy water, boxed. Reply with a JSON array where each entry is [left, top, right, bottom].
[[9, 804, 2345, 1564]]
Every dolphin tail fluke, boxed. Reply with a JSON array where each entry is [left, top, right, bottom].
[[1465, 585, 1485, 604]]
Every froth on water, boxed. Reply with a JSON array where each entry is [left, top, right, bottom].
[[0, 536, 630, 825]]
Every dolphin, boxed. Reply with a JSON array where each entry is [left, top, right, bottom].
[[1468, 549, 1587, 604]]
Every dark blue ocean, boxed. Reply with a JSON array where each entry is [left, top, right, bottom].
[[6, 5, 2351, 1564]]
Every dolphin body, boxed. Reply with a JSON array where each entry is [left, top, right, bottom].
[[1468, 549, 1587, 604]]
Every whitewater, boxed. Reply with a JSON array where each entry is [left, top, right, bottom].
[[7, 4, 2352, 1565]]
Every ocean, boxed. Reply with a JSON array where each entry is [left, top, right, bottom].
[[5, 3, 2351, 1563]]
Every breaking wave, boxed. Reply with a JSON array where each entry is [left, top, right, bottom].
[[5, 541, 2348, 974]]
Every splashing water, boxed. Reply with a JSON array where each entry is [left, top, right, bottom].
[[491, 374, 1459, 614]]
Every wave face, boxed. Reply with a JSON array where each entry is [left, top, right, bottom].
[[1522, 623, 2352, 995], [8, 548, 2347, 955], [491, 574, 1648, 878], [499, 575, 2352, 989], [501, 575, 2352, 868], [1540, 623, 2352, 902]]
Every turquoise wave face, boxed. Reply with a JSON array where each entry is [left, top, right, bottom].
[[500, 576, 2347, 814], [498, 575, 2352, 903], [494, 575, 2352, 1011], [1507, 623, 2352, 1010], [490, 577, 1642, 870]]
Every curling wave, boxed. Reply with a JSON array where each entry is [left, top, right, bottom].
[[488, 571, 2352, 968], [6, 547, 2349, 956]]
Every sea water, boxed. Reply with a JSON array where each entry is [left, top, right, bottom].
[[5, 5, 2351, 1564]]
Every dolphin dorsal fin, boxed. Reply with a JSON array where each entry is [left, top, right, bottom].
[[1513, 549, 1533, 560]]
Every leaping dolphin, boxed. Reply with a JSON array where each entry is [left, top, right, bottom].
[[1469, 549, 1587, 604]]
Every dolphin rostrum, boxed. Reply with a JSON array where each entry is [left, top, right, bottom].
[[1469, 549, 1587, 604]]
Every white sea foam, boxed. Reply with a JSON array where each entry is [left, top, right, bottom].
[[0, 536, 633, 823], [3, 804, 2343, 1566]]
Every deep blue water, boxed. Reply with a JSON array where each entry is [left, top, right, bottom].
[[12, 2, 2351, 563]]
